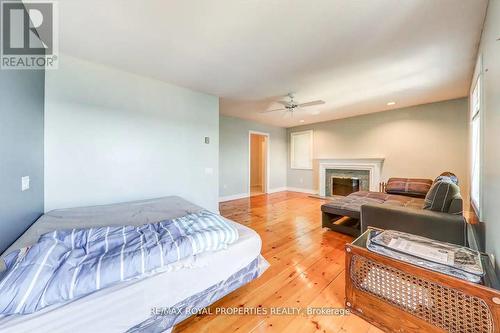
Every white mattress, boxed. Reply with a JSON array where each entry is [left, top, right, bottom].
[[0, 198, 262, 333]]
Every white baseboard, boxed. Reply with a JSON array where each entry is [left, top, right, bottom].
[[219, 187, 317, 202], [286, 187, 318, 194], [267, 187, 287, 193], [219, 192, 249, 202]]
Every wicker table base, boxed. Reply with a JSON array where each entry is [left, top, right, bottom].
[[345, 229, 500, 333]]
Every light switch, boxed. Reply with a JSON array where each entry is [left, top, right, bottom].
[[21, 176, 30, 191], [205, 168, 214, 175], [204, 137, 210, 144]]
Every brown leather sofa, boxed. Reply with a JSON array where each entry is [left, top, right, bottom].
[[321, 173, 467, 246]]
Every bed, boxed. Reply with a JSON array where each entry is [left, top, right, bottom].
[[0, 196, 267, 333]]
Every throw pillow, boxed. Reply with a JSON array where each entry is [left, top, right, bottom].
[[385, 178, 433, 197], [436, 171, 459, 185], [424, 178, 461, 213]]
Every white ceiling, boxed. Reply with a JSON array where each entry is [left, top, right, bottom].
[[59, 0, 487, 127]]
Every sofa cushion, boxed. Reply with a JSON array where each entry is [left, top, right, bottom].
[[321, 194, 383, 219], [424, 178, 461, 213], [321, 191, 424, 219], [385, 178, 433, 197], [380, 194, 425, 209]]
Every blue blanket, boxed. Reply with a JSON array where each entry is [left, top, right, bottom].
[[0, 210, 238, 315]]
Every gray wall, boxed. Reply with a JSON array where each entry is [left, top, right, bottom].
[[287, 98, 469, 198], [45, 55, 219, 212], [0, 69, 45, 254], [474, 0, 500, 272], [219, 116, 287, 199]]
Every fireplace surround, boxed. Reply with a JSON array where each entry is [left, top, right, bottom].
[[318, 158, 384, 197]]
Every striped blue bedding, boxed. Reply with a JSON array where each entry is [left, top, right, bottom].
[[0, 210, 238, 315]]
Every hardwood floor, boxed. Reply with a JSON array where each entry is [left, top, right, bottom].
[[174, 191, 382, 333]]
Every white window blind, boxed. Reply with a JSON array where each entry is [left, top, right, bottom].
[[290, 130, 313, 169]]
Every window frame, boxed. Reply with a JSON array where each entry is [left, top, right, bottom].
[[290, 130, 313, 170], [470, 57, 483, 218]]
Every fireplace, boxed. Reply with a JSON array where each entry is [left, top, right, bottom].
[[324, 169, 369, 196], [331, 177, 360, 196], [318, 158, 384, 197]]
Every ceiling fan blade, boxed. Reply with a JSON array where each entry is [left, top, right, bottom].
[[298, 100, 325, 107], [260, 108, 287, 113], [276, 100, 291, 107]]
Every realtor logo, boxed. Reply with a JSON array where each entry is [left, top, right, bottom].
[[1, 0, 58, 69]]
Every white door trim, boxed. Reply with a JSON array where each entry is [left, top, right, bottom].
[[248, 131, 270, 195]]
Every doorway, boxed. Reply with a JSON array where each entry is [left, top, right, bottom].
[[249, 131, 269, 196]]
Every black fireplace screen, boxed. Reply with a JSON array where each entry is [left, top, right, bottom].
[[331, 177, 360, 196]]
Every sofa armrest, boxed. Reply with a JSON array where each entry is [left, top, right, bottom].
[[360, 204, 467, 246]]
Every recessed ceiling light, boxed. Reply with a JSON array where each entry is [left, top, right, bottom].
[[387, 101, 396, 106], [299, 119, 305, 123]]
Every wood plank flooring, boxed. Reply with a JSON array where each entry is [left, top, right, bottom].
[[173, 191, 382, 333]]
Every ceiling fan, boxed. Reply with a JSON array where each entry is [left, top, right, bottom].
[[260, 93, 325, 115]]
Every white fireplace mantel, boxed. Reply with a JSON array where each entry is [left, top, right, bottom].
[[318, 158, 384, 196]]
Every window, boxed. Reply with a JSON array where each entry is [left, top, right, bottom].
[[471, 74, 481, 214], [290, 130, 313, 169]]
